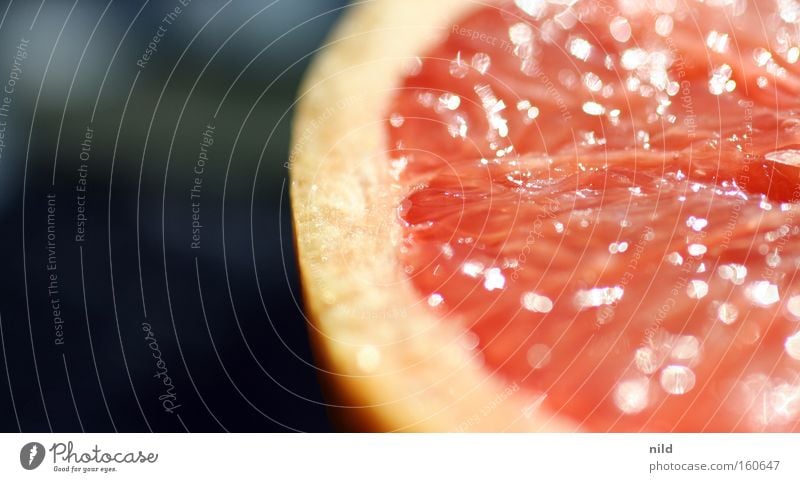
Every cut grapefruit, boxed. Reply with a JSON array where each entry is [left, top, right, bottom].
[[291, 0, 800, 431]]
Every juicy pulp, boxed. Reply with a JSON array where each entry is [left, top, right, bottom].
[[388, 0, 800, 431]]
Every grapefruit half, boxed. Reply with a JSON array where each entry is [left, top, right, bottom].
[[291, 0, 800, 431]]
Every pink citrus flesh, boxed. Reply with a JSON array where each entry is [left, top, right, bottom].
[[389, 0, 800, 431]]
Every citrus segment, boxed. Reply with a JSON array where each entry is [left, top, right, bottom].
[[389, 0, 800, 431]]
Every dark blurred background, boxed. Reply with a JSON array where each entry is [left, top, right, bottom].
[[0, 0, 348, 432]]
